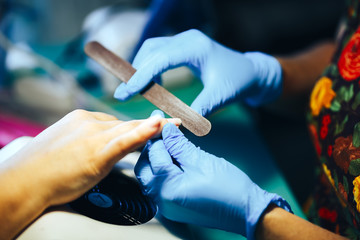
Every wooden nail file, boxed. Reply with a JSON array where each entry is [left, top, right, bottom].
[[84, 41, 211, 136]]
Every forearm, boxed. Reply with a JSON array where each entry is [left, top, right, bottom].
[[255, 205, 348, 240], [276, 41, 336, 96], [0, 159, 49, 240]]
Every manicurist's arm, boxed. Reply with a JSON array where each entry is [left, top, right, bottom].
[[277, 41, 336, 96], [0, 109, 180, 240], [255, 205, 347, 240]]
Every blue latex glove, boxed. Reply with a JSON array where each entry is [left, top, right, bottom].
[[135, 111, 292, 240], [114, 29, 282, 116]]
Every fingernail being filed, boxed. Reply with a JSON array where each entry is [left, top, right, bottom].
[[113, 84, 131, 101], [149, 110, 181, 127], [168, 118, 182, 127], [147, 114, 182, 128]]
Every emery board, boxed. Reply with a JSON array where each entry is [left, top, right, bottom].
[[84, 41, 211, 136]]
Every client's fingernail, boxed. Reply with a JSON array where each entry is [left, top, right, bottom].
[[168, 118, 182, 126]]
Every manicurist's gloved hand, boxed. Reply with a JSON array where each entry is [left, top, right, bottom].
[[114, 29, 283, 116], [134, 111, 292, 240]]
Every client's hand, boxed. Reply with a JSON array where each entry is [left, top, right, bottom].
[[0, 109, 180, 240], [5, 109, 180, 206]]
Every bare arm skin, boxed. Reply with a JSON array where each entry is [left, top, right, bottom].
[[255, 205, 348, 240], [277, 41, 336, 97], [0, 109, 180, 240]]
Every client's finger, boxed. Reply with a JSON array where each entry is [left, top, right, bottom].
[[98, 116, 179, 169], [104, 117, 181, 140], [90, 111, 119, 121]]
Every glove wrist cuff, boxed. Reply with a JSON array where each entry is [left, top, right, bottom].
[[246, 192, 292, 240], [243, 52, 283, 107]]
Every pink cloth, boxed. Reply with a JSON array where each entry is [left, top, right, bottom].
[[0, 113, 45, 148]]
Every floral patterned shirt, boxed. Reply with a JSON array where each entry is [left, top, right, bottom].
[[306, 0, 360, 238]]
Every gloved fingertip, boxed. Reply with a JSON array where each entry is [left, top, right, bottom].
[[162, 122, 183, 139], [162, 122, 194, 159], [191, 105, 209, 117], [196, 107, 208, 117], [190, 91, 212, 117], [189, 103, 202, 115], [150, 110, 165, 118], [113, 84, 130, 101]]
